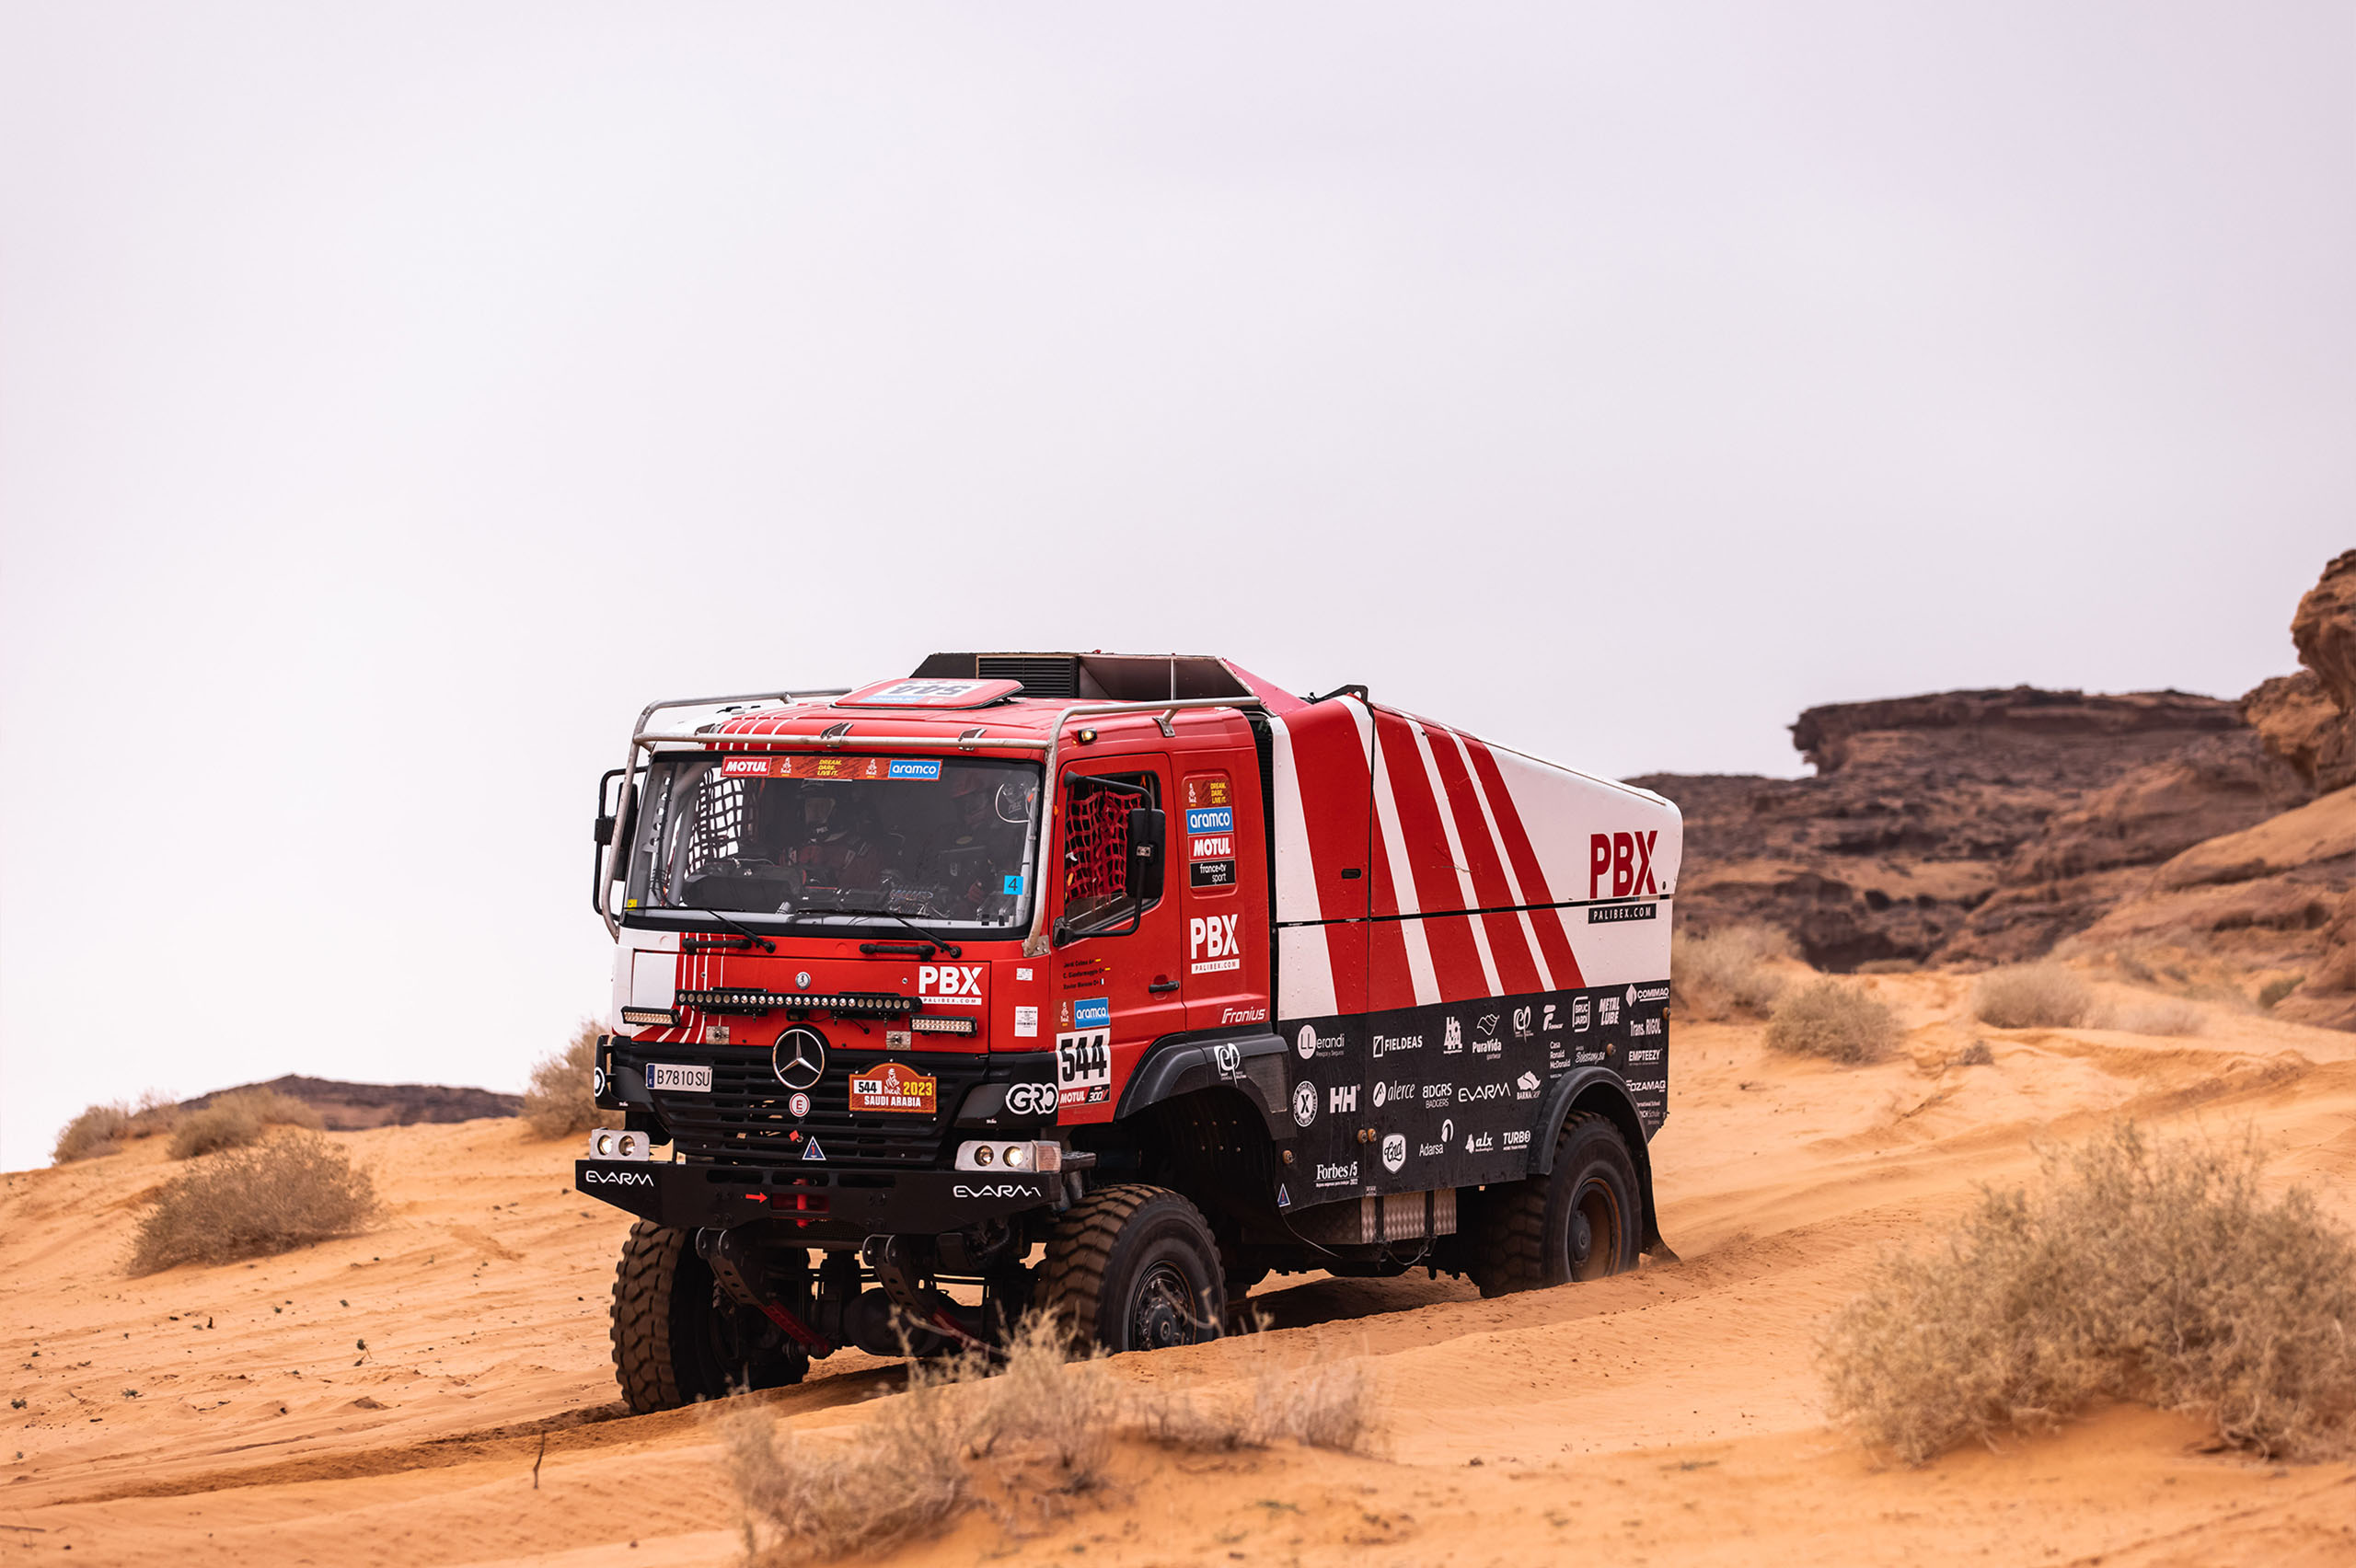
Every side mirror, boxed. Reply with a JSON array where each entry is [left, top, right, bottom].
[[1126, 807, 1165, 905]]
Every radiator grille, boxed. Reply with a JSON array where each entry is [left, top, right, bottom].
[[625, 1045, 1001, 1168]]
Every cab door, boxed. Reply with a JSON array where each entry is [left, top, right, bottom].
[[1177, 762, 1270, 1033], [1047, 755, 1184, 1124]]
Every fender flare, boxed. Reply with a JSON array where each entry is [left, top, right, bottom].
[[1114, 1031, 1295, 1144], [1529, 1067, 1665, 1253]]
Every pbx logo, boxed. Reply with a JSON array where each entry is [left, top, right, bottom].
[[1189, 914, 1241, 974], [1329, 1084, 1358, 1114], [918, 964, 984, 1005], [1588, 830, 1660, 899]]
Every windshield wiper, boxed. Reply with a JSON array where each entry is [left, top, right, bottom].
[[794, 905, 963, 960], [681, 907, 777, 953]]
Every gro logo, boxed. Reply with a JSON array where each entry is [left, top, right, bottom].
[[1001, 1082, 1056, 1118]]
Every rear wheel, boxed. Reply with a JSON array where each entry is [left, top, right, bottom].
[[1040, 1184, 1226, 1353], [610, 1220, 807, 1412], [1468, 1113, 1641, 1297]]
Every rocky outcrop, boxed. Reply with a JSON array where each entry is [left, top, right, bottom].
[[2246, 551, 2356, 794], [1630, 687, 2274, 970], [186, 1074, 521, 1130]]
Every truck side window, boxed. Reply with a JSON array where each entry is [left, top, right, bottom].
[[1059, 771, 1160, 937]]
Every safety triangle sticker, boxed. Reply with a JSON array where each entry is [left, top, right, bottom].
[[1275, 1182, 1290, 1210], [803, 1138, 827, 1162]]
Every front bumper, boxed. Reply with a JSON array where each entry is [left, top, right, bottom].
[[575, 1158, 1057, 1235]]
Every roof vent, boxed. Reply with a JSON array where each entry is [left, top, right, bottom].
[[976, 655, 1080, 698]]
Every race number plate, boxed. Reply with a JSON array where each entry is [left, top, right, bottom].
[[645, 1063, 712, 1092]]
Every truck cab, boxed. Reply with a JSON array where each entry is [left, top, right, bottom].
[[579, 653, 1680, 1410]]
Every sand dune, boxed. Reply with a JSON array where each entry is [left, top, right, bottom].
[[11, 973, 2356, 1565]]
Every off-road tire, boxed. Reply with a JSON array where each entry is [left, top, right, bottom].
[[1039, 1183, 1226, 1353], [611, 1219, 804, 1412], [1467, 1112, 1641, 1298]]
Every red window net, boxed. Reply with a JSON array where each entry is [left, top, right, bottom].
[[1062, 780, 1136, 905]]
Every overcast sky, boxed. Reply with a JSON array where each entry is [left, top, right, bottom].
[[2, 3, 2348, 1166]]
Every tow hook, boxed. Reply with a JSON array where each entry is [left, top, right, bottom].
[[697, 1228, 832, 1356]]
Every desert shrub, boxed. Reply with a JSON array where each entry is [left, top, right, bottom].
[[52, 1102, 134, 1164], [723, 1315, 1121, 1564], [523, 1021, 601, 1139], [1973, 964, 2093, 1029], [2099, 997, 2206, 1037], [130, 1131, 379, 1274], [2259, 975, 2303, 1010], [1670, 924, 1796, 1020], [167, 1088, 321, 1160], [1949, 1040, 1996, 1068], [1821, 1124, 2356, 1464], [1764, 979, 1898, 1064]]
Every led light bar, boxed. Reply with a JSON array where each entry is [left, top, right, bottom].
[[675, 988, 913, 1019], [908, 1014, 978, 1036], [619, 1007, 679, 1028]]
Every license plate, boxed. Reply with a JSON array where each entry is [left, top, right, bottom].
[[645, 1062, 712, 1092]]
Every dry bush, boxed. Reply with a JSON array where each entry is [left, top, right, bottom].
[[1670, 924, 1796, 1020], [130, 1131, 379, 1274], [1821, 1124, 2356, 1464], [52, 1102, 134, 1164], [167, 1088, 322, 1160], [1139, 1318, 1380, 1456], [722, 1315, 1120, 1564], [1764, 979, 1898, 1064], [2099, 997, 2207, 1037], [1973, 964, 2094, 1029], [2259, 974, 2303, 1009], [523, 1021, 601, 1139]]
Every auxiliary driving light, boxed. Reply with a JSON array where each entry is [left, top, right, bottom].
[[953, 1139, 1062, 1173], [1001, 1144, 1028, 1169], [589, 1127, 652, 1162], [974, 1145, 994, 1166]]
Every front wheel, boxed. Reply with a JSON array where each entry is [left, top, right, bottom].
[[610, 1220, 806, 1412], [1468, 1112, 1642, 1297], [1039, 1184, 1226, 1353]]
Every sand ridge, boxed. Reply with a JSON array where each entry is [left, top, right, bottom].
[[10, 972, 2356, 1564]]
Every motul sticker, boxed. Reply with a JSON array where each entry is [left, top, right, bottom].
[[848, 1061, 937, 1114], [1190, 835, 1232, 859], [714, 755, 917, 782], [1056, 1029, 1111, 1107]]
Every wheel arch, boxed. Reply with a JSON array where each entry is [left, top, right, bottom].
[[1529, 1070, 1662, 1252]]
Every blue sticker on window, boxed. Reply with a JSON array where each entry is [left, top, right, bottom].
[[1185, 806, 1233, 835], [1002, 873, 1025, 895], [887, 759, 942, 780], [1073, 996, 1111, 1029]]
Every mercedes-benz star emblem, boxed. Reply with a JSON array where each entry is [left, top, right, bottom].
[[773, 1027, 827, 1090], [795, 972, 812, 990]]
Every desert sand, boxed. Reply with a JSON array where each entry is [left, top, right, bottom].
[[11, 970, 2356, 1566]]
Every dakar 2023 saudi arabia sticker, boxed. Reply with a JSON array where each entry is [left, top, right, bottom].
[[848, 1061, 938, 1114]]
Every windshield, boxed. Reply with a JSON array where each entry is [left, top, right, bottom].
[[624, 754, 1043, 931]]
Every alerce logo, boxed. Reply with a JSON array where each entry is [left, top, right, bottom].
[[1589, 831, 1659, 899]]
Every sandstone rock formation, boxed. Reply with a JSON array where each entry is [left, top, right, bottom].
[[2245, 550, 2356, 794]]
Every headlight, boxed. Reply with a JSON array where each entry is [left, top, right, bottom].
[[1002, 1144, 1028, 1169], [593, 1130, 616, 1159], [974, 1145, 994, 1166]]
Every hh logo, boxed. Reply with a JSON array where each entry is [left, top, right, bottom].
[[1189, 914, 1242, 974], [1329, 1084, 1358, 1113], [918, 964, 984, 1005], [1589, 831, 1659, 899]]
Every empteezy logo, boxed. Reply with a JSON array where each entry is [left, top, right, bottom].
[[918, 964, 985, 1006], [1589, 830, 1660, 899]]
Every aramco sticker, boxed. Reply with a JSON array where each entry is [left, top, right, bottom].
[[848, 1060, 938, 1114]]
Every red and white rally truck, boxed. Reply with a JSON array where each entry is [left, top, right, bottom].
[[580, 652, 1680, 1410]]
